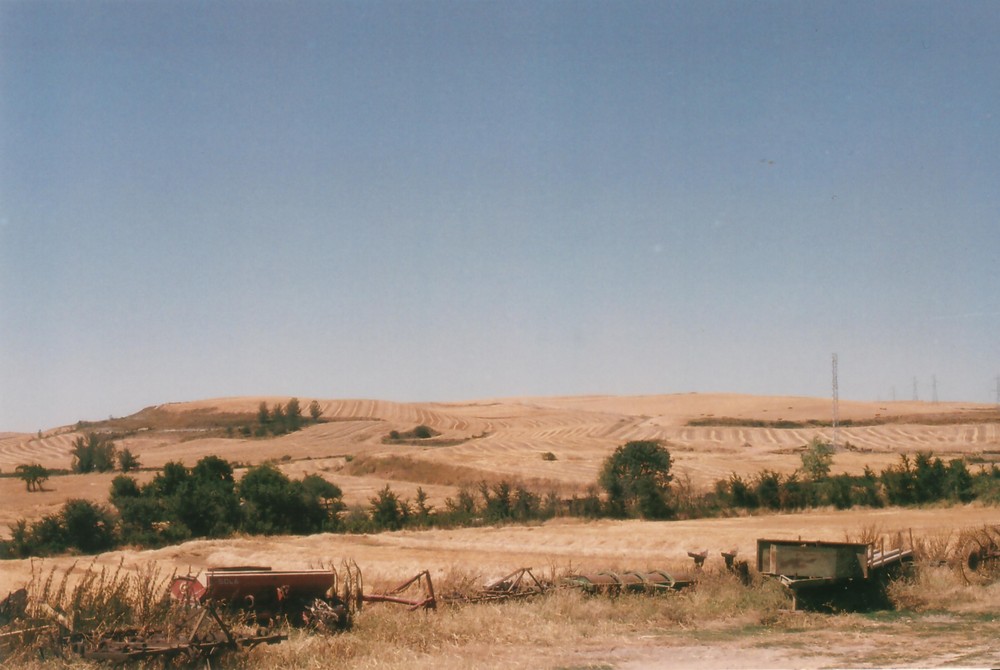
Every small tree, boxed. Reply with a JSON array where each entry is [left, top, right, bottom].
[[257, 401, 271, 429], [118, 448, 141, 473], [301, 474, 346, 530], [369, 485, 409, 530], [15, 463, 49, 492], [61, 499, 117, 553], [414, 487, 434, 526], [598, 440, 674, 519], [913, 451, 947, 503], [308, 400, 324, 422], [800, 437, 834, 481], [270, 403, 287, 435], [285, 397, 303, 432]]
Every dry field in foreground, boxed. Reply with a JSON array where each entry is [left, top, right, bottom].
[[5, 509, 1000, 669]]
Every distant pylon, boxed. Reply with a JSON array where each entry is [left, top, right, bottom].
[[831, 354, 840, 448], [932, 375, 938, 404]]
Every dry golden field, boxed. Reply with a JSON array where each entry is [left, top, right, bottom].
[[2, 393, 999, 533], [3, 394, 1000, 668]]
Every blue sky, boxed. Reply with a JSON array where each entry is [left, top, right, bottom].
[[2, 1, 999, 431]]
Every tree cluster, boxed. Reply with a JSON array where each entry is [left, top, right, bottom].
[[1, 456, 345, 558], [4, 500, 117, 557], [243, 398, 324, 438], [70, 433, 118, 473], [687, 450, 977, 516], [5, 435, 1000, 561]]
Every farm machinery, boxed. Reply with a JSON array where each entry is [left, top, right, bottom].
[[169, 564, 360, 630], [0, 530, 964, 665], [756, 538, 914, 611]]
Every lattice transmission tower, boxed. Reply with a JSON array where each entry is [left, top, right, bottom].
[[831, 353, 840, 448]]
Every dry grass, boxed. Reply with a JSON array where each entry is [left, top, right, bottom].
[[245, 569, 791, 670], [344, 454, 580, 497], [6, 535, 1000, 669]]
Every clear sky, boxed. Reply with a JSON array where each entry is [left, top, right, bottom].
[[2, 1, 999, 432]]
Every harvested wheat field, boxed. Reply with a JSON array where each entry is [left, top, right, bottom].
[[3, 393, 999, 532], [3, 393, 1000, 668]]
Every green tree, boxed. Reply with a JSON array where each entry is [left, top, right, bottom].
[[598, 440, 674, 519], [15, 463, 49, 492], [308, 400, 324, 422], [150, 461, 190, 498], [110, 474, 165, 545], [174, 456, 241, 537], [118, 448, 141, 473], [301, 474, 346, 530], [27, 514, 67, 555], [285, 397, 303, 432], [822, 474, 855, 510], [944, 459, 974, 502], [7, 519, 31, 558], [881, 455, 915, 505], [723, 473, 757, 509], [800, 437, 834, 481], [512, 485, 540, 521], [238, 464, 316, 534], [443, 488, 478, 525], [257, 401, 271, 428], [913, 451, 946, 503], [270, 403, 287, 435], [753, 470, 783, 510], [369, 485, 409, 530], [480, 480, 513, 522], [110, 474, 142, 501], [61, 499, 117, 553], [413, 487, 434, 526], [71, 433, 117, 473]]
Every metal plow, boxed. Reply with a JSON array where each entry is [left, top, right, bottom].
[[71, 602, 287, 664], [362, 570, 438, 611], [562, 569, 693, 595], [362, 567, 553, 610], [445, 567, 551, 604]]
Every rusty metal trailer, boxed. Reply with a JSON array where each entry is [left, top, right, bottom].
[[757, 539, 913, 611]]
